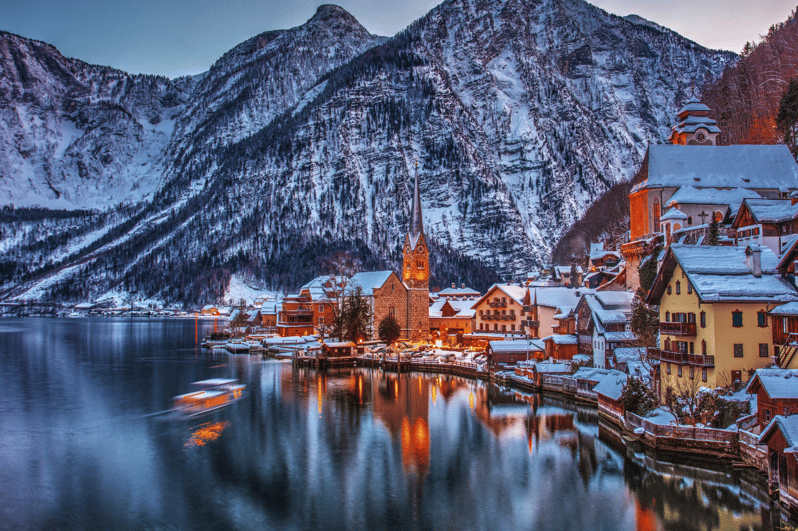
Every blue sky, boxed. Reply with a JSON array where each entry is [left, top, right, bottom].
[[1, 0, 794, 78]]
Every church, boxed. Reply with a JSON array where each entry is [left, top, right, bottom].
[[622, 96, 798, 291], [347, 164, 430, 341]]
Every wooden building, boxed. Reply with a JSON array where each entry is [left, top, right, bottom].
[[758, 415, 798, 511], [746, 369, 798, 431]]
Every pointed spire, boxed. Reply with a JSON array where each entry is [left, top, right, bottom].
[[410, 160, 424, 238]]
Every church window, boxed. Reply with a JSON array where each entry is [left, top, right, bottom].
[[417, 260, 425, 269], [389, 307, 395, 318], [687, 216, 692, 225], [652, 198, 661, 228]]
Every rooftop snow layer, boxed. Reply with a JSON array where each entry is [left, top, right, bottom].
[[488, 339, 545, 354], [593, 373, 628, 401], [667, 186, 760, 208], [646, 145, 798, 190], [742, 199, 798, 224], [347, 271, 394, 296], [746, 368, 798, 399]]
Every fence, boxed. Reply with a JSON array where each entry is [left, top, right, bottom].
[[624, 412, 737, 444]]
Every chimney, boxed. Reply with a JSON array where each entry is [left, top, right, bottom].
[[746, 245, 762, 277], [461, 283, 465, 289], [452, 283, 456, 289]]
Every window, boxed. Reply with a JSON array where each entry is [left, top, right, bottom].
[[760, 343, 769, 358], [665, 311, 670, 322], [678, 365, 683, 377], [666, 363, 671, 375], [689, 342, 694, 354], [389, 307, 395, 318], [319, 305, 325, 313], [676, 281, 681, 295], [700, 311, 706, 328], [687, 283, 693, 294], [480, 323, 484, 331], [758, 311, 767, 327], [701, 340, 706, 355], [764, 409, 772, 423], [501, 325, 506, 333], [689, 366, 694, 380], [511, 324, 515, 331], [732, 311, 743, 327], [318, 316, 324, 326], [667, 285, 672, 295], [734, 344, 744, 358], [417, 260, 425, 269], [702, 368, 707, 382]]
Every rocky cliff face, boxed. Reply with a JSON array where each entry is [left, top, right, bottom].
[[0, 0, 736, 304]]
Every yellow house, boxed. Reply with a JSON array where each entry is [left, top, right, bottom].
[[647, 244, 798, 399]]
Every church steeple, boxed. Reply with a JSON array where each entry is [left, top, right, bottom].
[[402, 160, 430, 341], [410, 161, 424, 241]]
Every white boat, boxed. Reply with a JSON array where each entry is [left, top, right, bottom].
[[172, 379, 246, 416]]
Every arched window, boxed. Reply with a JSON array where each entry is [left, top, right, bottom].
[[687, 216, 693, 225], [701, 340, 706, 355], [675, 281, 681, 295], [389, 307, 395, 318], [665, 311, 670, 322]]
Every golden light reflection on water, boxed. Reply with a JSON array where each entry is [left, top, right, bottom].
[[184, 421, 230, 449]]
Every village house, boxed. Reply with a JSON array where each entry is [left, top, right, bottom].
[[745, 369, 798, 431], [486, 339, 545, 371], [520, 286, 594, 339], [647, 244, 798, 401], [758, 415, 798, 511], [472, 284, 527, 336], [621, 95, 798, 291], [277, 275, 340, 337], [429, 297, 477, 344], [200, 304, 221, 316], [553, 265, 583, 287], [732, 198, 798, 254], [575, 291, 635, 368], [771, 302, 798, 369], [588, 242, 621, 272]]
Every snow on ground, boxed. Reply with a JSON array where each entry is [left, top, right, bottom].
[[644, 407, 677, 425], [223, 275, 281, 306]]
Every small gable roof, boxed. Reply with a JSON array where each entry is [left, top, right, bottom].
[[734, 198, 798, 226], [760, 415, 798, 446], [746, 368, 798, 399], [593, 372, 628, 401]]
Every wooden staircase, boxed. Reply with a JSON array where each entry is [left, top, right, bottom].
[[778, 333, 798, 368]]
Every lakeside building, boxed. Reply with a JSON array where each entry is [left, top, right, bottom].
[[575, 292, 635, 368], [731, 198, 798, 254], [277, 275, 340, 337], [622, 96, 798, 291], [647, 244, 798, 400]]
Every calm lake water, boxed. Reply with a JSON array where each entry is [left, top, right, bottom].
[[0, 318, 783, 530]]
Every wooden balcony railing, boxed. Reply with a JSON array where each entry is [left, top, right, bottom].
[[659, 322, 697, 336], [488, 301, 507, 308], [648, 348, 714, 367]]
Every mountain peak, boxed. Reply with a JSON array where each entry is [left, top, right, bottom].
[[310, 4, 361, 27]]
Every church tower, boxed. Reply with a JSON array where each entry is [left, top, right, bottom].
[[403, 163, 430, 341], [668, 94, 721, 146]]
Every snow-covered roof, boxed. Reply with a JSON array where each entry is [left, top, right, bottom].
[[429, 298, 476, 318], [593, 372, 628, 401], [300, 275, 345, 302], [488, 339, 545, 354], [740, 199, 798, 224], [436, 286, 481, 298], [760, 415, 798, 446], [531, 286, 595, 310], [542, 334, 578, 345], [580, 292, 633, 332], [347, 271, 394, 297], [746, 368, 798, 399], [677, 96, 711, 116], [555, 265, 584, 274], [653, 244, 798, 303], [323, 341, 355, 348], [589, 249, 621, 262], [527, 362, 573, 374], [644, 145, 798, 191], [480, 284, 528, 306], [605, 331, 637, 342], [660, 207, 688, 221], [771, 302, 798, 316], [667, 186, 761, 209], [570, 367, 620, 382]]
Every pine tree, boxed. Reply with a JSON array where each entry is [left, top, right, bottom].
[[630, 288, 659, 349], [777, 78, 798, 159], [708, 217, 719, 245], [378, 315, 401, 345]]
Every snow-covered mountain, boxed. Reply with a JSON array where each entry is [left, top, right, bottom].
[[0, 0, 736, 305]]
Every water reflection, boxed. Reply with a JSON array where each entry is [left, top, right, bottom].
[[0, 318, 783, 530]]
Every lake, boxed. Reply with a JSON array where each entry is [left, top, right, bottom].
[[0, 318, 782, 530]]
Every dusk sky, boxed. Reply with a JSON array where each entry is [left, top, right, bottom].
[[1, 0, 795, 78]]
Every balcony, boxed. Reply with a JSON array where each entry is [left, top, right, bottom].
[[659, 321, 697, 336], [489, 301, 507, 308], [482, 314, 517, 322], [648, 348, 714, 367], [522, 319, 539, 328]]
